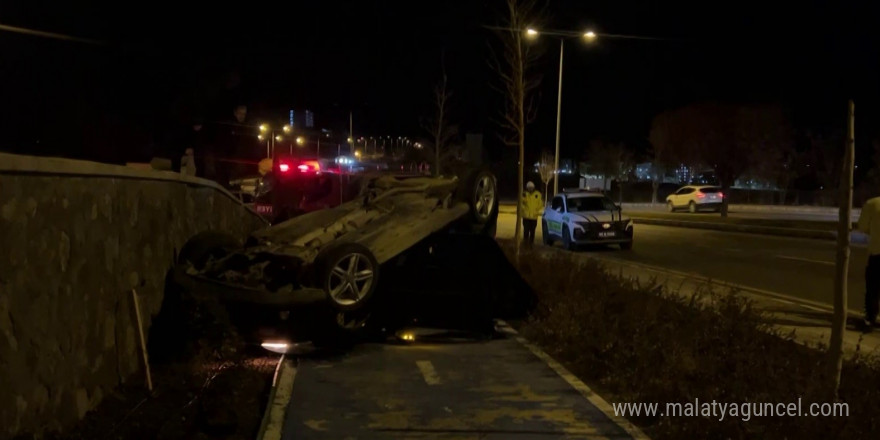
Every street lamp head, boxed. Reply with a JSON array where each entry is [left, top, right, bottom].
[[347, 137, 353, 143], [259, 124, 268, 132], [584, 30, 597, 40], [526, 28, 538, 37], [282, 125, 291, 133], [275, 135, 283, 141], [296, 136, 305, 145], [258, 134, 264, 141]]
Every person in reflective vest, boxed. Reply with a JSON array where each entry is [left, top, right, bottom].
[[520, 181, 543, 246]]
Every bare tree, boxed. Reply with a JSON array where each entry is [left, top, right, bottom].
[[587, 139, 634, 202], [656, 102, 790, 217], [648, 110, 679, 204], [537, 150, 556, 200], [753, 130, 796, 204], [422, 52, 457, 176], [488, 0, 544, 250], [611, 142, 635, 204], [829, 100, 855, 400]]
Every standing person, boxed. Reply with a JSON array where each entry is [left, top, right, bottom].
[[858, 195, 880, 331], [180, 148, 197, 176], [520, 181, 543, 246]]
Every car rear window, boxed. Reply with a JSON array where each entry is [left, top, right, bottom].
[[699, 187, 722, 193]]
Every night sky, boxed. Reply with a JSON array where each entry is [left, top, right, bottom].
[[1, 0, 878, 165]]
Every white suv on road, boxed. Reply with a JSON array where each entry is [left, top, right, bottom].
[[542, 191, 633, 250], [666, 185, 724, 213]]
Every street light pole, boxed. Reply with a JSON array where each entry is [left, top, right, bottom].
[[553, 38, 564, 197]]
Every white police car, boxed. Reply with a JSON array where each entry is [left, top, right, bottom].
[[542, 190, 633, 250]]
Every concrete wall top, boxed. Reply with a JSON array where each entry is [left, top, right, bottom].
[[0, 152, 266, 224]]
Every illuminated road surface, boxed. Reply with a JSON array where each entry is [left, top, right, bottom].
[[497, 212, 868, 310]]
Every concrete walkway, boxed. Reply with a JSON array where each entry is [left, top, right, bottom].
[[280, 327, 646, 439]]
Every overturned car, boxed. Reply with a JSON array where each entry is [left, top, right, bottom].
[[172, 168, 530, 343]]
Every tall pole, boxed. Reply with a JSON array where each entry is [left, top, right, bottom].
[[828, 99, 855, 398], [317, 136, 321, 158], [349, 112, 354, 155], [553, 38, 564, 197]]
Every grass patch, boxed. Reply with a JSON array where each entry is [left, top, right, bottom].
[[500, 240, 880, 439]]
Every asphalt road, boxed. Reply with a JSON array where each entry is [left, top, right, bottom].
[[497, 212, 869, 312]]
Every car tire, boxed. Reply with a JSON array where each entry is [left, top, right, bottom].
[[688, 201, 697, 213], [562, 225, 575, 251], [314, 243, 379, 312], [667, 201, 675, 212], [458, 168, 498, 225], [542, 221, 552, 245], [177, 231, 241, 270]]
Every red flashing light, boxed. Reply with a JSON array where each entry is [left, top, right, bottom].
[[277, 159, 320, 175], [298, 160, 321, 173], [719, 192, 724, 198]]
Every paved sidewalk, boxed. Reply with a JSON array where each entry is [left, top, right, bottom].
[[281, 330, 646, 439]]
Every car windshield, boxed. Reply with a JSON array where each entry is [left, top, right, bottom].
[[568, 197, 613, 212]]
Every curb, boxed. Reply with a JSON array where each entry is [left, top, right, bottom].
[[496, 320, 651, 440], [256, 355, 297, 440], [630, 217, 836, 241]]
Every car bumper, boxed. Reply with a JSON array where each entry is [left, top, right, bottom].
[[572, 226, 633, 244], [572, 236, 633, 245], [172, 266, 326, 309], [695, 202, 722, 209]]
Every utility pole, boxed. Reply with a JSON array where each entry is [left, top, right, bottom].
[[829, 99, 855, 399], [552, 38, 564, 197], [349, 112, 354, 156]]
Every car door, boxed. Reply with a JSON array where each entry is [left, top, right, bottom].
[[672, 187, 692, 207], [545, 196, 565, 237]]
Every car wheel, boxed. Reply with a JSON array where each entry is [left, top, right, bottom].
[[542, 221, 552, 245], [620, 241, 633, 250], [667, 201, 675, 212], [688, 201, 697, 213], [459, 168, 497, 225], [315, 243, 379, 311], [562, 225, 575, 251], [177, 231, 241, 270]]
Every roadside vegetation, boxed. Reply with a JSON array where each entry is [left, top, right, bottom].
[[500, 240, 880, 439]]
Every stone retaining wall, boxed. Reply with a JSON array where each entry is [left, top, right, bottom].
[[0, 153, 268, 438]]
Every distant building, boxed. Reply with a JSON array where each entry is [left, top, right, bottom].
[[635, 162, 651, 181], [288, 109, 316, 128]]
